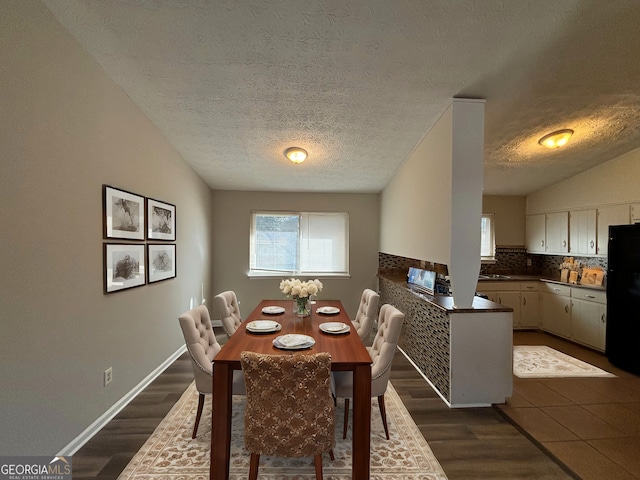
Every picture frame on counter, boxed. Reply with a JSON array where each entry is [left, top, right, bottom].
[[147, 198, 176, 241], [104, 243, 146, 293], [103, 185, 145, 240], [147, 244, 176, 283]]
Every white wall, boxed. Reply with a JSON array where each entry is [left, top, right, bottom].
[[527, 146, 640, 214], [210, 191, 379, 318], [483, 196, 527, 246], [0, 1, 212, 455], [380, 99, 485, 307]]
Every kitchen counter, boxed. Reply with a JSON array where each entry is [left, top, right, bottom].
[[476, 273, 606, 292]]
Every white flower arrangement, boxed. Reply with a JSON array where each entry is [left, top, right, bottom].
[[279, 278, 323, 298]]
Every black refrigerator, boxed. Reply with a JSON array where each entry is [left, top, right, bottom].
[[606, 223, 640, 375]]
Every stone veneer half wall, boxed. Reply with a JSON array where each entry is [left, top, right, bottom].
[[379, 276, 451, 402]]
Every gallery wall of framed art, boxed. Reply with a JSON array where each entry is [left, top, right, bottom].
[[102, 185, 177, 293]]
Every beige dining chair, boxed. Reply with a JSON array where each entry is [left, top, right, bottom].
[[352, 288, 380, 341], [178, 304, 245, 438], [213, 290, 242, 337], [332, 303, 405, 440], [240, 351, 335, 480]]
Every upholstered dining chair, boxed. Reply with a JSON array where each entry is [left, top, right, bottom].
[[213, 290, 242, 337], [240, 351, 335, 480], [178, 305, 245, 438], [332, 303, 405, 440], [352, 288, 380, 341]]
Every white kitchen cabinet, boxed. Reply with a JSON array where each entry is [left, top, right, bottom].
[[597, 204, 630, 256], [541, 283, 571, 338], [569, 209, 597, 255], [520, 283, 540, 328], [478, 281, 539, 329], [571, 288, 606, 351], [545, 212, 569, 254], [631, 203, 640, 223], [526, 214, 546, 253]]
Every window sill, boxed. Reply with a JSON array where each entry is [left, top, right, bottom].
[[247, 272, 351, 279]]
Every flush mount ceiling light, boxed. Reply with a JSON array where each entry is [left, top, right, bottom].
[[284, 147, 307, 164], [538, 129, 574, 149]]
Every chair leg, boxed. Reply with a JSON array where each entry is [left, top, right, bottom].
[[248, 453, 260, 480], [313, 454, 323, 480], [192, 393, 205, 439], [378, 394, 390, 440], [329, 449, 335, 461], [342, 398, 350, 439]]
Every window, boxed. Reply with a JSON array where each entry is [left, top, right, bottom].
[[250, 211, 349, 276], [480, 214, 496, 262]]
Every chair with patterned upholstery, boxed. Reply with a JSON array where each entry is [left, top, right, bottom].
[[178, 305, 245, 438], [240, 351, 335, 480], [352, 288, 380, 341], [332, 303, 405, 439], [213, 290, 243, 337]]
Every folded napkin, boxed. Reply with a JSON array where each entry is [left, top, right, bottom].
[[324, 323, 346, 332], [278, 334, 311, 347]]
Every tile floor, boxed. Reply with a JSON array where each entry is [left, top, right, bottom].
[[500, 331, 640, 480]]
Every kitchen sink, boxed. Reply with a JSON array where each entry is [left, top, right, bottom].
[[478, 274, 512, 279]]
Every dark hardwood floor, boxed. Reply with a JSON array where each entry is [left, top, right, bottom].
[[71, 329, 637, 479]]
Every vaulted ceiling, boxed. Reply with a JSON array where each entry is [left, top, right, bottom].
[[43, 0, 640, 195]]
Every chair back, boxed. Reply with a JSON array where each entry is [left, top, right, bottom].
[[214, 290, 242, 337], [352, 289, 380, 340], [240, 351, 335, 458], [368, 304, 405, 397], [178, 305, 221, 394]]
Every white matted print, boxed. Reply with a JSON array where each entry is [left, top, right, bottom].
[[104, 244, 146, 293], [103, 185, 145, 240], [147, 198, 176, 241], [148, 244, 176, 283]]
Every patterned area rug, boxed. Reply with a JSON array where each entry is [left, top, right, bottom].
[[513, 345, 615, 378], [118, 381, 448, 479]]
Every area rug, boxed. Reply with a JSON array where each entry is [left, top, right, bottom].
[[118, 381, 448, 479], [513, 345, 615, 378]]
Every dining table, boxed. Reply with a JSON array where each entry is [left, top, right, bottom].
[[209, 298, 373, 479]]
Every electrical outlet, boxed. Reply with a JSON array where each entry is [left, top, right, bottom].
[[104, 367, 113, 386], [526, 259, 532, 267]]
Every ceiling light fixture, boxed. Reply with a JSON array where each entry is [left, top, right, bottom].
[[538, 129, 574, 149], [284, 147, 307, 164]]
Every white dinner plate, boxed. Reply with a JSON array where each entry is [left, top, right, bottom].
[[319, 322, 349, 334], [273, 334, 315, 350], [246, 320, 281, 333], [262, 305, 285, 314], [317, 306, 340, 315]]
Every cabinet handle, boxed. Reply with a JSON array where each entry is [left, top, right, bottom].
[[585, 294, 596, 299], [540, 240, 544, 247], [590, 240, 595, 249], [565, 305, 569, 313], [562, 240, 567, 247], [601, 314, 606, 323], [522, 297, 527, 306], [498, 297, 502, 304], [526, 286, 534, 289], [553, 288, 561, 291]]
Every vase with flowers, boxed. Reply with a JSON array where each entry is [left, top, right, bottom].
[[279, 278, 323, 317]]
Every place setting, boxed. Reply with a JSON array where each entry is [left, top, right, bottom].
[[272, 334, 316, 350], [261, 305, 286, 315], [316, 306, 340, 315], [319, 322, 350, 335], [246, 320, 281, 334]]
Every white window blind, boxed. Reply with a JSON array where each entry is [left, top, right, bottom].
[[480, 214, 496, 261]]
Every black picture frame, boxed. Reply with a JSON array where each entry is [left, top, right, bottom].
[[147, 244, 177, 283], [147, 198, 176, 241], [104, 243, 146, 293], [103, 185, 145, 240]]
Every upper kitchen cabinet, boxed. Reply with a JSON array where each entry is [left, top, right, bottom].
[[526, 214, 546, 253], [596, 205, 630, 256], [569, 209, 597, 255], [545, 212, 569, 254]]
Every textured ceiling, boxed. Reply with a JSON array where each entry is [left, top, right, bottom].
[[43, 0, 640, 195]]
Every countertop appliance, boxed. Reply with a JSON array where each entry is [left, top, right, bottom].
[[606, 223, 640, 374]]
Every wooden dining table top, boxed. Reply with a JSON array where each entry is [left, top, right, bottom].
[[213, 299, 372, 370]]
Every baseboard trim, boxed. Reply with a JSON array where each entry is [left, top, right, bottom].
[[58, 344, 187, 456]]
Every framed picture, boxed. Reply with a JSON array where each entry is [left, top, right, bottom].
[[148, 244, 177, 283], [104, 244, 146, 293], [147, 198, 176, 241], [103, 185, 145, 240]]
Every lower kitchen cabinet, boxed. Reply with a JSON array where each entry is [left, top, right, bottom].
[[570, 288, 606, 351], [478, 281, 539, 329], [541, 283, 572, 338]]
